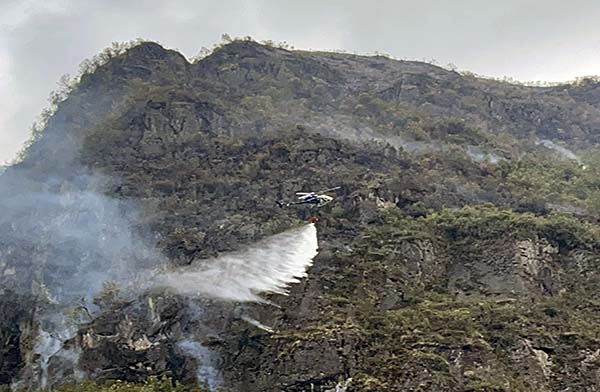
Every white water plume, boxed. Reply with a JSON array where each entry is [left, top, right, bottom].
[[153, 223, 319, 302]]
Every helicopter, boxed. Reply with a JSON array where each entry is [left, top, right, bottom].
[[277, 186, 341, 208]]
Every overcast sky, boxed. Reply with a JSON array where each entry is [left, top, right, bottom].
[[2, 0, 600, 163]]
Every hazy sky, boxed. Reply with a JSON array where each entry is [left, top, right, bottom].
[[2, 0, 600, 163]]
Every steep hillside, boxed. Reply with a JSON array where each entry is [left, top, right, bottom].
[[3, 39, 600, 392]]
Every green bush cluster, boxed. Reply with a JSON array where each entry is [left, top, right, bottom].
[[428, 205, 600, 249]]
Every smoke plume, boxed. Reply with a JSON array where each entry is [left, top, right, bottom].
[[0, 170, 163, 389], [0, 164, 319, 390], [537, 139, 580, 162]]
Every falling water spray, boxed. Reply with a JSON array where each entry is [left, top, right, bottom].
[[152, 223, 319, 389], [152, 223, 319, 302]]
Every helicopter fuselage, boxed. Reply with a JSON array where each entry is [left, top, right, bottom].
[[277, 187, 339, 208], [277, 194, 333, 208]]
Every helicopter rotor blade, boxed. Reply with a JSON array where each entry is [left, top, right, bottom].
[[317, 186, 341, 194]]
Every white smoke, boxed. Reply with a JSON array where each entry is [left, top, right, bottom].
[[178, 340, 222, 391], [35, 329, 63, 388], [466, 145, 503, 164], [240, 315, 274, 333], [152, 223, 319, 303], [1, 166, 319, 388], [537, 139, 580, 162], [33, 325, 83, 389], [0, 173, 162, 305], [0, 171, 163, 388]]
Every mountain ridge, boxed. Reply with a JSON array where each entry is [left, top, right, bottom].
[[3, 39, 600, 391]]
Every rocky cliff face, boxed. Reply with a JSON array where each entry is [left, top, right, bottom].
[[3, 40, 600, 391]]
